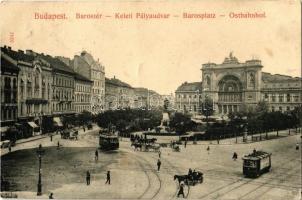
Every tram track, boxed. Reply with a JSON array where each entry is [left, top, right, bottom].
[[238, 167, 299, 200], [123, 150, 162, 199], [197, 156, 300, 199], [150, 154, 186, 199]]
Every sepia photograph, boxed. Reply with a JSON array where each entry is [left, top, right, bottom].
[[0, 0, 301, 199]]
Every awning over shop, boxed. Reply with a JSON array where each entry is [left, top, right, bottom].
[[27, 122, 39, 128], [0, 126, 9, 133], [53, 117, 63, 127]]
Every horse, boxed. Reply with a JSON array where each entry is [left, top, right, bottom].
[[174, 175, 189, 185], [131, 143, 142, 151]]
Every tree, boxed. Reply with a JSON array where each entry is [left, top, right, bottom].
[[255, 101, 269, 119], [78, 110, 92, 125], [169, 112, 194, 135], [96, 109, 162, 134]]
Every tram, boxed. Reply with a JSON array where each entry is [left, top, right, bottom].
[[99, 132, 119, 151], [242, 151, 272, 178]]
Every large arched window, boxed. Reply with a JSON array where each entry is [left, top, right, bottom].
[[218, 75, 243, 102]]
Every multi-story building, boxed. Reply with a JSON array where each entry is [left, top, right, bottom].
[[1, 47, 53, 136], [40, 54, 75, 117], [175, 82, 203, 115], [74, 73, 93, 113], [261, 72, 301, 112], [200, 52, 301, 115], [0, 49, 19, 139], [105, 77, 135, 110], [133, 87, 162, 109], [72, 51, 105, 113]]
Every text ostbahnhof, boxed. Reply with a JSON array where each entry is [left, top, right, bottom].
[[34, 12, 266, 20]]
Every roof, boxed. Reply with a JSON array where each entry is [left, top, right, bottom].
[[134, 87, 161, 96], [39, 54, 75, 74], [176, 82, 202, 92], [262, 72, 300, 82], [80, 51, 104, 72], [105, 77, 133, 88], [1, 55, 20, 72], [1, 46, 34, 63], [74, 72, 93, 83]]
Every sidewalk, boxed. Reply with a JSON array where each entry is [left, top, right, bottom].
[[0, 124, 101, 157], [193, 128, 301, 145]]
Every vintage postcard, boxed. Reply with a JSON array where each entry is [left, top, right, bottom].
[[0, 0, 301, 199]]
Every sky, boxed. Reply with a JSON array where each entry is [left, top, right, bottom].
[[0, 0, 301, 94]]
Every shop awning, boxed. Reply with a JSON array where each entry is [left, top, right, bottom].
[[27, 122, 39, 128], [0, 126, 9, 133], [53, 117, 63, 127]]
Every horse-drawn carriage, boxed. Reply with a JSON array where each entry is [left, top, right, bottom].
[[61, 129, 78, 140], [174, 171, 203, 186], [131, 142, 161, 152]]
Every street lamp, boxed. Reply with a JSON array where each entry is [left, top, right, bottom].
[[36, 144, 45, 196]]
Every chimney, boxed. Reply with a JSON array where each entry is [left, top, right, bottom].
[[7, 46, 11, 50], [18, 50, 24, 54], [26, 49, 35, 56]]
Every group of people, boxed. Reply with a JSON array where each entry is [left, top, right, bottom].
[[86, 170, 111, 185], [130, 134, 144, 143], [187, 168, 199, 181]]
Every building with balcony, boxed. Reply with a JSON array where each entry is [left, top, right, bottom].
[[39, 54, 75, 117], [1, 46, 53, 136], [0, 50, 20, 140], [74, 73, 93, 113], [72, 51, 105, 114]]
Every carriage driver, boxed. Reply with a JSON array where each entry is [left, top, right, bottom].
[[188, 168, 193, 179]]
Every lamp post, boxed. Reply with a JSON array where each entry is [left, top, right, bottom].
[[36, 144, 45, 196]]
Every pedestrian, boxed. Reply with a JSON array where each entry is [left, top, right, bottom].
[[57, 141, 60, 149], [105, 171, 111, 184], [184, 140, 187, 148], [49, 193, 54, 199], [158, 150, 161, 158], [86, 171, 91, 185], [83, 126, 86, 132], [95, 149, 99, 161], [177, 183, 185, 198], [157, 159, 161, 171], [50, 134, 53, 142], [296, 143, 299, 150], [232, 152, 238, 161], [207, 146, 210, 154], [8, 143, 11, 153]]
